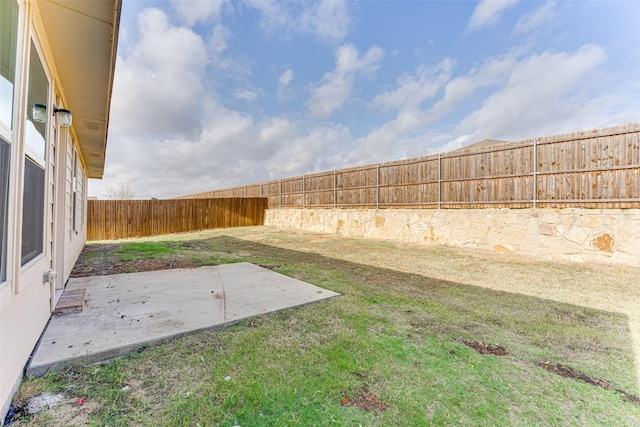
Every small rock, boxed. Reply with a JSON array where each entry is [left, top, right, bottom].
[[224, 376, 232, 381], [121, 386, 130, 392]]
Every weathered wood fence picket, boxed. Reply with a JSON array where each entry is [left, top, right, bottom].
[[182, 124, 640, 209], [87, 198, 267, 240]]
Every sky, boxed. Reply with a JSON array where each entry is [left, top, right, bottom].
[[89, 0, 640, 199]]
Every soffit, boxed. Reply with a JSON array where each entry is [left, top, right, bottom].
[[36, 0, 121, 178]]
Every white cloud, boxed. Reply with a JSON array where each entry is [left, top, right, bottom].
[[324, 54, 518, 165], [278, 68, 295, 86], [351, 54, 516, 163], [245, 0, 289, 34], [332, 44, 611, 166], [94, 103, 352, 198], [514, 1, 555, 35], [307, 44, 384, 118], [427, 54, 517, 121], [209, 24, 229, 57], [372, 58, 454, 113], [171, 0, 230, 26], [259, 117, 297, 145], [247, 0, 351, 41], [455, 44, 608, 140], [347, 110, 426, 164], [110, 8, 208, 140], [277, 68, 296, 102], [299, 0, 351, 41], [436, 134, 473, 154], [467, 0, 519, 33], [233, 89, 259, 101], [205, 24, 252, 76], [270, 125, 351, 177]]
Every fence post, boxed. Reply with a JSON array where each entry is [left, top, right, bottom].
[[333, 170, 337, 208], [533, 138, 537, 209], [279, 180, 282, 208], [303, 175, 306, 208], [376, 163, 380, 209], [438, 153, 442, 209]]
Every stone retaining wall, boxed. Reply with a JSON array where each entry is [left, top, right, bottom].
[[264, 208, 640, 267]]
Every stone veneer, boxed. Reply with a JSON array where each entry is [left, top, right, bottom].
[[264, 208, 640, 267]]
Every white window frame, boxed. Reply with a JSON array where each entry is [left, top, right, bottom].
[[20, 34, 52, 268], [0, 0, 24, 287]]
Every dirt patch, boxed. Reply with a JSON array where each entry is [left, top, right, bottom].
[[70, 246, 197, 277], [537, 362, 640, 406], [463, 340, 508, 356], [342, 388, 390, 412]]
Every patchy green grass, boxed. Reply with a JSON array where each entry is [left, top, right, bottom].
[[12, 230, 640, 426], [115, 241, 178, 261]]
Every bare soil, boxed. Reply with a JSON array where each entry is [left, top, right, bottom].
[[463, 340, 508, 356], [70, 244, 196, 277], [342, 387, 390, 412], [537, 362, 640, 406]]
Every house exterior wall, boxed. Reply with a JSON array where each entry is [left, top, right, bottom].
[[0, 0, 92, 418], [63, 138, 86, 281], [265, 208, 640, 267]]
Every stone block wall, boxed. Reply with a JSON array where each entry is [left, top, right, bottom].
[[264, 208, 640, 267]]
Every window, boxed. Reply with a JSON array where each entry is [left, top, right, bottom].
[[21, 41, 48, 266], [0, 137, 9, 280], [24, 42, 47, 164], [0, 0, 18, 129], [0, 0, 18, 279]]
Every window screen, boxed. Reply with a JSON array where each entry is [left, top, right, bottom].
[[21, 157, 45, 265]]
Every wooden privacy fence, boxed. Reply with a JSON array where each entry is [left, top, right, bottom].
[[182, 124, 640, 209], [87, 198, 267, 241]]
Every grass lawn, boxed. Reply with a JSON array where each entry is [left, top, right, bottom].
[[11, 227, 640, 426]]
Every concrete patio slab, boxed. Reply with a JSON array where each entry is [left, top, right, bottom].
[[27, 263, 339, 376]]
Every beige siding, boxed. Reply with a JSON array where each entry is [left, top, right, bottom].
[[64, 144, 85, 279], [0, 276, 51, 411]]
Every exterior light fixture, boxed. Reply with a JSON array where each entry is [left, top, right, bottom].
[[53, 106, 72, 127], [32, 103, 47, 123]]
